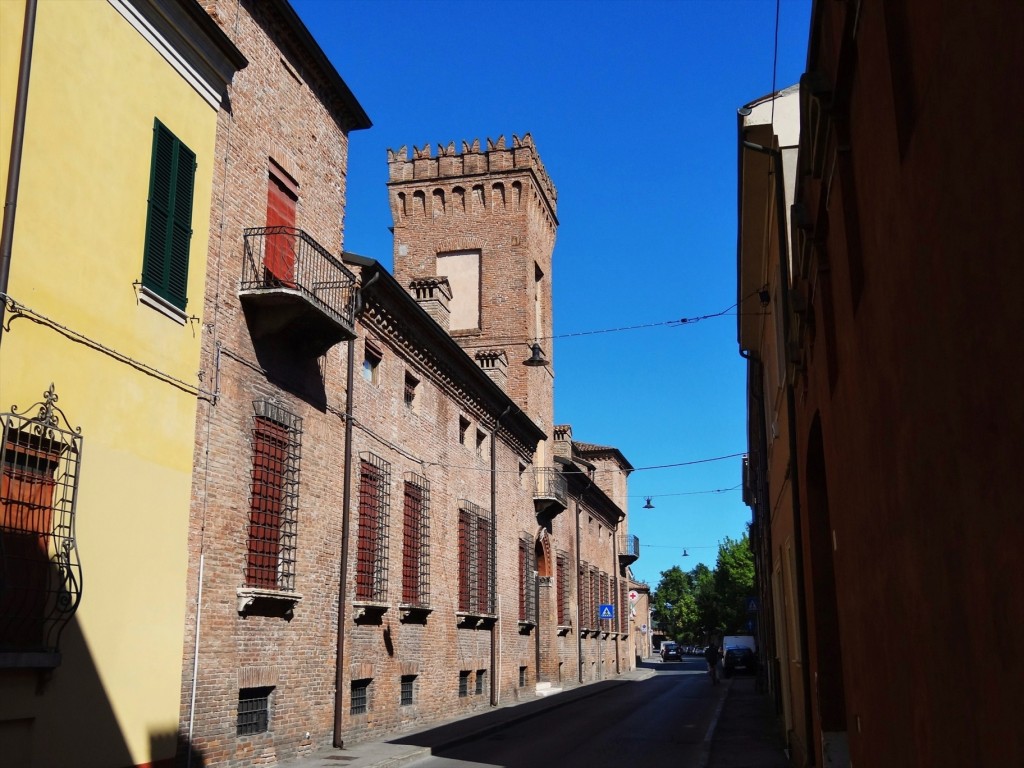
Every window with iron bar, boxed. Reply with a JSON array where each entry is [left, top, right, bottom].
[[400, 675, 416, 706], [590, 566, 600, 627], [245, 401, 301, 592], [403, 372, 418, 409], [475, 669, 485, 695], [619, 581, 629, 633], [351, 679, 370, 715], [356, 453, 391, 602], [1, 386, 83, 658], [237, 686, 272, 736], [518, 535, 536, 624], [401, 474, 430, 607], [598, 573, 606, 626], [578, 561, 590, 629], [457, 500, 493, 615], [519, 666, 527, 687], [556, 551, 569, 626], [458, 670, 470, 697]]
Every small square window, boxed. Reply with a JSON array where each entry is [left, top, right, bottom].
[[475, 669, 485, 696], [404, 372, 419, 408], [362, 341, 382, 385], [237, 686, 272, 736], [351, 679, 370, 715], [458, 416, 470, 445], [458, 670, 470, 697], [519, 666, 527, 688], [401, 675, 416, 706]]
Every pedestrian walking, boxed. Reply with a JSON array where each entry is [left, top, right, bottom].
[[704, 643, 722, 685]]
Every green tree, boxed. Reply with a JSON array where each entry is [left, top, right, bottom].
[[651, 565, 695, 641], [651, 534, 754, 642], [714, 533, 755, 632]]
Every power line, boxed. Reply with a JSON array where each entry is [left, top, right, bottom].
[[632, 484, 741, 499]]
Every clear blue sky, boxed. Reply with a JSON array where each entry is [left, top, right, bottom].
[[291, 0, 811, 586]]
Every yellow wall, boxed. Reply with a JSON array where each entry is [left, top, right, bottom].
[[0, 1, 220, 764]]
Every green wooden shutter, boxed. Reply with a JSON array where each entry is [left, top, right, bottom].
[[142, 119, 195, 311]]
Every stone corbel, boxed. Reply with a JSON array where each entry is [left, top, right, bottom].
[[236, 587, 303, 616]]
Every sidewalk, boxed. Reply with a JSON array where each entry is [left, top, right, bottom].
[[704, 673, 789, 768], [278, 666, 788, 768]]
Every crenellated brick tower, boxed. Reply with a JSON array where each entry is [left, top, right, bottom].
[[386, 134, 558, 452]]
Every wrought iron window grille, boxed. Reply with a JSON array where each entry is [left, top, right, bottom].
[[355, 452, 391, 605], [400, 674, 416, 706], [244, 401, 302, 596], [518, 534, 537, 628], [458, 670, 470, 697], [556, 550, 570, 629], [237, 686, 273, 736], [0, 384, 83, 666], [457, 500, 494, 619], [350, 679, 370, 715], [400, 473, 430, 614]]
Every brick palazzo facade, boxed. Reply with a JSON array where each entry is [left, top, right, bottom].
[[179, 2, 644, 765]]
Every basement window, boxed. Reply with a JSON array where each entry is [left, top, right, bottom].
[[237, 687, 272, 736]]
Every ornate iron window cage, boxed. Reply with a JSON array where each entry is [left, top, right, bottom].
[[356, 452, 391, 603], [401, 473, 430, 608], [245, 400, 302, 592], [0, 384, 83, 666]]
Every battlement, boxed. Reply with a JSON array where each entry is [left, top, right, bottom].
[[387, 133, 557, 214]]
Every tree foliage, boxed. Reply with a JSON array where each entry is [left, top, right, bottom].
[[651, 533, 754, 642]]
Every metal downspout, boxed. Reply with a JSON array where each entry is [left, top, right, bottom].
[[574, 479, 590, 684], [743, 139, 815, 760], [0, 0, 38, 346], [334, 273, 377, 748], [490, 405, 511, 706]]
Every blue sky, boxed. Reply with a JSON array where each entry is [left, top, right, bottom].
[[291, 0, 812, 586]]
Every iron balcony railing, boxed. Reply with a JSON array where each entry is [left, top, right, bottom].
[[619, 533, 640, 563], [240, 226, 357, 341], [533, 467, 568, 511]]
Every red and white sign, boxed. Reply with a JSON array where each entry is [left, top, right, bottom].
[[628, 589, 639, 604]]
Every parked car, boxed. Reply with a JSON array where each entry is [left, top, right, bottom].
[[722, 645, 757, 676], [660, 642, 681, 661]]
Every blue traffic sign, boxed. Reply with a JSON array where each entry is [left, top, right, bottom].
[[599, 604, 615, 620]]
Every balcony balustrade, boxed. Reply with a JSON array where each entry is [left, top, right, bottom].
[[533, 467, 568, 516], [619, 533, 640, 565], [239, 226, 358, 356]]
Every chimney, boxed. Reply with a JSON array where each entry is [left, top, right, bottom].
[[553, 424, 572, 459], [409, 276, 452, 331], [475, 350, 508, 391]]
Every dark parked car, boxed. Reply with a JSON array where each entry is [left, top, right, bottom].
[[660, 642, 681, 661], [722, 645, 757, 676]]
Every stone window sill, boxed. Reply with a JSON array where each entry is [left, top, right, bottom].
[[456, 611, 497, 629], [237, 587, 302, 615], [399, 604, 432, 623], [352, 601, 389, 623]]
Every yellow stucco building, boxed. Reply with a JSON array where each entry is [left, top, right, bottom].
[[0, 1, 243, 765]]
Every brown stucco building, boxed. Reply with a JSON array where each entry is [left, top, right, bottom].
[[739, 3, 1024, 767]]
